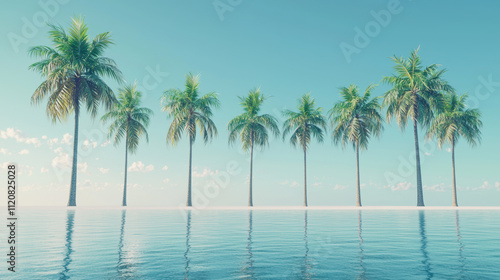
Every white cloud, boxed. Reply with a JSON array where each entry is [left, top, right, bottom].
[[100, 140, 111, 147], [18, 149, 30, 155], [82, 139, 98, 150], [162, 165, 169, 170], [193, 168, 216, 178], [0, 128, 41, 147], [42, 135, 47, 139], [52, 152, 71, 169], [0, 148, 7, 155], [78, 162, 88, 173], [40, 167, 49, 174], [333, 184, 346, 190], [163, 178, 170, 183], [128, 161, 154, 173], [384, 181, 412, 191], [61, 133, 72, 145], [446, 148, 452, 153], [99, 168, 110, 174], [495, 182, 500, 191], [424, 152, 432, 156], [424, 183, 448, 192], [280, 180, 299, 188], [472, 181, 490, 191]]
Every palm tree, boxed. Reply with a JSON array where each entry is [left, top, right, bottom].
[[28, 16, 123, 206], [282, 93, 326, 207], [101, 83, 153, 207], [161, 73, 220, 207], [228, 89, 280, 206], [427, 92, 482, 206], [329, 85, 383, 206], [382, 48, 453, 206]]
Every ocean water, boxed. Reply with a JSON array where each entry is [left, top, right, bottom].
[[2, 208, 500, 279]]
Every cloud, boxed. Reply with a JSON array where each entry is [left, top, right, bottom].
[[446, 148, 452, 153], [40, 167, 49, 174], [163, 178, 170, 183], [280, 180, 299, 188], [99, 168, 110, 174], [52, 151, 71, 169], [384, 181, 412, 191], [424, 152, 432, 156], [472, 181, 490, 191], [18, 149, 30, 155], [42, 135, 47, 139], [0, 128, 41, 147], [61, 133, 72, 145], [333, 184, 346, 190], [82, 139, 98, 150], [496, 182, 500, 191], [78, 162, 88, 173], [100, 140, 111, 147], [424, 183, 448, 192], [193, 168, 217, 178], [128, 161, 154, 173], [162, 165, 169, 170], [0, 148, 7, 155]]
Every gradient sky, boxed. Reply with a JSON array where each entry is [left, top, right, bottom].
[[0, 0, 499, 206]]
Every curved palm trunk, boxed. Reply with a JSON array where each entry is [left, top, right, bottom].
[[303, 146, 308, 207], [67, 106, 79, 207], [248, 136, 254, 207], [122, 135, 128, 207], [356, 142, 362, 207], [451, 138, 458, 207], [413, 117, 425, 207], [186, 139, 193, 207]]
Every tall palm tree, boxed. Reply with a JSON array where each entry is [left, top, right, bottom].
[[161, 73, 220, 207], [28, 16, 123, 206], [101, 84, 153, 207], [282, 93, 326, 207], [382, 48, 453, 206], [228, 89, 280, 206], [329, 85, 383, 206], [427, 92, 482, 206]]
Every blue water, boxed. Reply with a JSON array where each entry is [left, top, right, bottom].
[[2, 209, 500, 279]]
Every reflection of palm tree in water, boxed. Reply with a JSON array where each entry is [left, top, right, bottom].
[[241, 210, 255, 279], [59, 210, 75, 280], [419, 211, 433, 279], [455, 211, 465, 278], [358, 210, 366, 280], [300, 210, 312, 279], [184, 211, 191, 280], [116, 210, 135, 277]]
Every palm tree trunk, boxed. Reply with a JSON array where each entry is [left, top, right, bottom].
[[303, 146, 308, 207], [186, 138, 193, 207], [67, 105, 79, 207], [122, 134, 128, 207], [356, 142, 362, 207], [451, 138, 458, 207], [248, 136, 254, 207], [413, 117, 425, 207]]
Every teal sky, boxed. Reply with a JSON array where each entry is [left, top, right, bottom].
[[0, 0, 499, 206]]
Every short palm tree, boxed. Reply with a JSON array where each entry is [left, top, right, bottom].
[[282, 93, 326, 207], [28, 16, 123, 206], [101, 83, 153, 207], [382, 48, 453, 206], [329, 85, 383, 206], [228, 89, 280, 206], [427, 92, 482, 206], [162, 73, 220, 207]]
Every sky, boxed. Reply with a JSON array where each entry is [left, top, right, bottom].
[[0, 0, 499, 207]]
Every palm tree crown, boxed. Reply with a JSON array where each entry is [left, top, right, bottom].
[[28, 16, 123, 206], [101, 83, 153, 153], [228, 88, 280, 206], [330, 85, 383, 149], [282, 93, 327, 149]]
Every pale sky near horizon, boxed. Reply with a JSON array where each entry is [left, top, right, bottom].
[[0, 0, 499, 207]]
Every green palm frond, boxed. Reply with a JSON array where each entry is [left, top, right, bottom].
[[427, 92, 482, 148], [162, 73, 219, 145], [29, 16, 123, 122], [101, 83, 153, 154], [282, 93, 326, 150], [227, 88, 280, 152]]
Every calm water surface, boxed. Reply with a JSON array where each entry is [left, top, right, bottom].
[[2, 208, 500, 279]]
